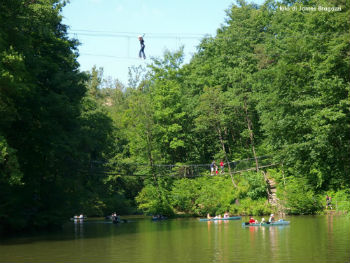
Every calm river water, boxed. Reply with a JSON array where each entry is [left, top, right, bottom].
[[0, 215, 349, 263]]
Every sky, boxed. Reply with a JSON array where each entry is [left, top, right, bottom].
[[62, 0, 264, 85]]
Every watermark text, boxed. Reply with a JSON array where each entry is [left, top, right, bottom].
[[279, 6, 342, 12]]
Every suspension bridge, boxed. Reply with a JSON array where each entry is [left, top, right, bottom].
[[88, 156, 277, 178]]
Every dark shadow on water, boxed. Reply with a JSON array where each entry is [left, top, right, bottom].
[[0, 217, 200, 246]]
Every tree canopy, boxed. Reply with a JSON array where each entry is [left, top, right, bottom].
[[1, 0, 349, 232]]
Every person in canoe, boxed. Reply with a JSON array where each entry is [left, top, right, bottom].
[[213, 214, 222, 219], [207, 213, 212, 219], [249, 217, 256, 224], [152, 214, 167, 220], [223, 212, 229, 218], [269, 214, 275, 223]]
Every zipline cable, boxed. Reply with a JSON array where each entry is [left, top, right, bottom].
[[68, 29, 348, 40]]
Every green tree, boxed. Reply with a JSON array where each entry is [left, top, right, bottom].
[[0, 0, 118, 231], [255, 0, 350, 190], [148, 48, 192, 163]]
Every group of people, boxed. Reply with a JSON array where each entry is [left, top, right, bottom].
[[207, 212, 230, 219], [110, 212, 123, 223], [248, 214, 276, 224], [152, 214, 167, 220], [72, 214, 85, 223], [73, 214, 84, 220], [210, 160, 225, 175], [111, 212, 118, 218]]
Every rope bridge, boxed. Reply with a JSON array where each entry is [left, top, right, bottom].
[[88, 156, 277, 178]]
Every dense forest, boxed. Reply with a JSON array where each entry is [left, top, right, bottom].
[[0, 0, 349, 233]]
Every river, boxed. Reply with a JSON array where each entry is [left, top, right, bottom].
[[0, 215, 349, 263]]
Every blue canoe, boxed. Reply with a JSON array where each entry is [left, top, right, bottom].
[[199, 216, 241, 222], [242, 220, 290, 226], [152, 216, 168, 221]]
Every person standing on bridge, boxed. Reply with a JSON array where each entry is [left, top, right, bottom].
[[210, 161, 217, 175], [220, 160, 224, 174], [138, 34, 146, 59]]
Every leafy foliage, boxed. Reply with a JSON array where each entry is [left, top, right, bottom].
[[130, 0, 349, 216], [135, 177, 174, 216], [279, 178, 323, 214], [0, 1, 116, 232], [1, 0, 349, 232]]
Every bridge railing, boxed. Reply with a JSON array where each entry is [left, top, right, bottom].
[[89, 156, 276, 177]]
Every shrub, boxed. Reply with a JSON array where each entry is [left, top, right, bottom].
[[324, 190, 350, 214], [232, 198, 273, 216], [170, 178, 199, 213], [135, 183, 174, 216], [281, 178, 322, 214], [245, 172, 268, 200]]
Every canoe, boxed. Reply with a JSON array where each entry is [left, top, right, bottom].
[[70, 217, 87, 221], [242, 220, 290, 226], [199, 216, 241, 222], [152, 216, 167, 221], [113, 218, 128, 224]]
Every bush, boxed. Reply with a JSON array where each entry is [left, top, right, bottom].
[[280, 178, 322, 214], [170, 178, 199, 213], [137, 175, 272, 217], [323, 190, 350, 214], [244, 172, 268, 200], [232, 198, 273, 216], [135, 182, 174, 216]]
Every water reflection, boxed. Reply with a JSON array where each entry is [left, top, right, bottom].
[[326, 214, 334, 258], [0, 216, 349, 263], [74, 219, 84, 239], [261, 224, 266, 240], [243, 221, 291, 263], [204, 220, 225, 263], [268, 225, 277, 258]]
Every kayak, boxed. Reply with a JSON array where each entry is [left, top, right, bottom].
[[70, 217, 87, 221], [199, 216, 241, 221], [242, 220, 290, 226], [113, 218, 128, 224], [152, 216, 167, 221]]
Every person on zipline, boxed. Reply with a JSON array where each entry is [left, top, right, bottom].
[[138, 35, 146, 59]]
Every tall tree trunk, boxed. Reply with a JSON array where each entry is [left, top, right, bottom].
[[217, 126, 237, 188], [145, 130, 164, 204], [142, 101, 158, 185], [224, 127, 232, 155], [243, 97, 259, 172], [261, 170, 271, 201], [281, 163, 286, 186], [146, 131, 157, 184]]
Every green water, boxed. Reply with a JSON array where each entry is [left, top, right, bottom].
[[0, 215, 349, 263]]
